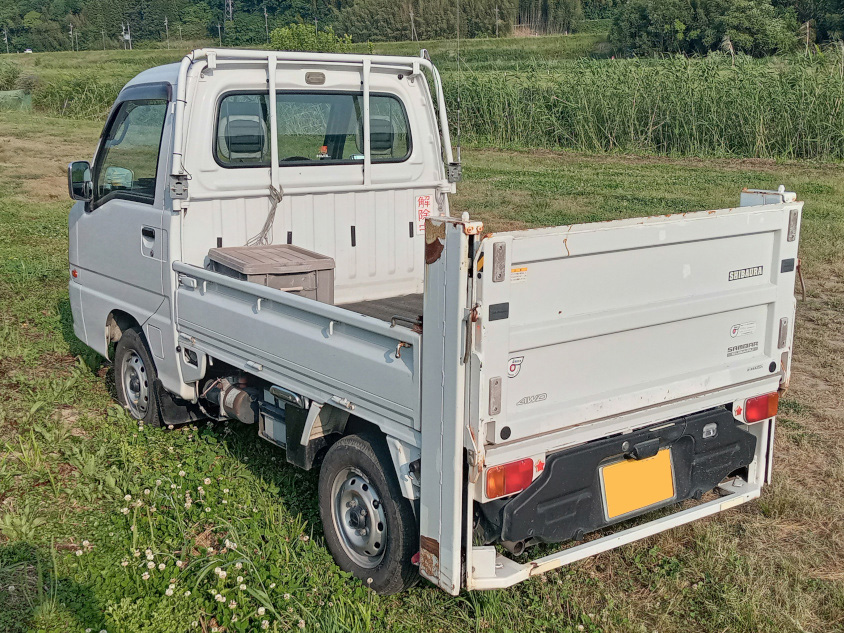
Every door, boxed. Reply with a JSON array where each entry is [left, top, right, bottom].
[[76, 92, 169, 338]]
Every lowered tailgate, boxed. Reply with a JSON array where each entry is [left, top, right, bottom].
[[476, 199, 802, 445]]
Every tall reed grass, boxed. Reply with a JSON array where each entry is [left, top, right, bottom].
[[29, 52, 844, 160], [444, 53, 844, 160]]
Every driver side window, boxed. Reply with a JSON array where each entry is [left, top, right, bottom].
[[95, 99, 167, 206]]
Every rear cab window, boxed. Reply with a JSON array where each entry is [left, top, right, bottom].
[[216, 91, 411, 168]]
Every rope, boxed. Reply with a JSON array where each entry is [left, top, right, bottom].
[[247, 184, 283, 246]]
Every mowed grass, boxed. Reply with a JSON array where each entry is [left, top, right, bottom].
[[0, 109, 843, 633]]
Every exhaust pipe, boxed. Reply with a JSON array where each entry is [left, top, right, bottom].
[[204, 377, 260, 425], [500, 539, 527, 556]]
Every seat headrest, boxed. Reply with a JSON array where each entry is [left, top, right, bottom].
[[356, 115, 395, 156]]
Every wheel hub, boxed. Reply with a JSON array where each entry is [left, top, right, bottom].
[[121, 349, 149, 419], [331, 468, 387, 569]]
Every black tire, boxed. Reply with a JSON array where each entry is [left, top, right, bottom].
[[318, 433, 419, 594], [114, 326, 162, 428]]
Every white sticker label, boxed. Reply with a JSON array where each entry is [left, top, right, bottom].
[[730, 322, 757, 338], [507, 357, 524, 378], [417, 195, 432, 233], [510, 267, 528, 283]]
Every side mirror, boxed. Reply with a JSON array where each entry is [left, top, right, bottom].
[[68, 160, 93, 201]]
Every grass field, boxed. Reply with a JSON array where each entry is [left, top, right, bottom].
[[1, 96, 843, 633]]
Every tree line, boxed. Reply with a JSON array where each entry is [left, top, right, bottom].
[[0, 0, 603, 51], [1, 0, 841, 54]]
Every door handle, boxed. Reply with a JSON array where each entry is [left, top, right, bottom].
[[142, 227, 155, 239]]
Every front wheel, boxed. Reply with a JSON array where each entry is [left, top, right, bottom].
[[318, 433, 418, 594], [114, 326, 162, 427]]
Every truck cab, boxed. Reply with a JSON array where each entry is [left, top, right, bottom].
[[68, 49, 802, 595]]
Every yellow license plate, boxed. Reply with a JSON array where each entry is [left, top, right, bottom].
[[601, 449, 675, 520]]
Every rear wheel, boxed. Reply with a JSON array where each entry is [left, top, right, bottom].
[[318, 433, 418, 594], [114, 327, 161, 427]]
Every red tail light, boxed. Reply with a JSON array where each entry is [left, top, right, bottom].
[[486, 458, 534, 499], [743, 392, 779, 423]]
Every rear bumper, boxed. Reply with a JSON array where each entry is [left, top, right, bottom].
[[466, 415, 773, 590], [483, 407, 756, 545], [470, 479, 760, 590]]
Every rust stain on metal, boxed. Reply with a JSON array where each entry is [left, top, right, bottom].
[[463, 221, 484, 235], [419, 535, 440, 579], [425, 220, 446, 264]]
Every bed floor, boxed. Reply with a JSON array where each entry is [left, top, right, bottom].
[[340, 293, 424, 326]]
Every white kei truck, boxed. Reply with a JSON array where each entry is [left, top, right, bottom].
[[67, 48, 802, 595]]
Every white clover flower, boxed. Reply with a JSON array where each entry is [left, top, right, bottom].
[[150, 506, 156, 513], [283, 593, 290, 600], [239, 584, 246, 591], [144, 489, 150, 495], [205, 507, 211, 513], [223, 488, 229, 494], [75, 550, 83, 557], [82, 540, 90, 547], [298, 620, 305, 629], [215, 593, 225, 602], [261, 621, 269, 630], [176, 560, 184, 568], [219, 570, 227, 579], [269, 583, 276, 589], [300, 534, 309, 542], [142, 573, 150, 580], [235, 562, 242, 570], [236, 576, 243, 583], [577, 627, 584, 632], [147, 562, 155, 569], [121, 561, 129, 567], [184, 590, 191, 597], [8, 586, 15, 592], [204, 478, 211, 485], [145, 548, 152, 555], [165, 588, 174, 596], [168, 425, 174, 430], [155, 479, 162, 486], [222, 499, 227, 504], [85, 629, 92, 632], [124, 494, 132, 501], [228, 600, 237, 609], [214, 567, 222, 575], [258, 607, 266, 616], [133, 550, 141, 558], [170, 484, 177, 489], [121, 508, 129, 515], [207, 547, 215, 554], [100, 630, 107, 633], [146, 553, 154, 560], [158, 563, 166, 571]]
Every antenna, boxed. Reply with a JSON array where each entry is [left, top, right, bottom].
[[456, 0, 462, 169]]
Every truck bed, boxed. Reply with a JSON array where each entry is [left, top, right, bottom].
[[340, 293, 424, 325]]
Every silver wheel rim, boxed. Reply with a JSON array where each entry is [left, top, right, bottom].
[[121, 349, 149, 419], [330, 467, 387, 569]]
